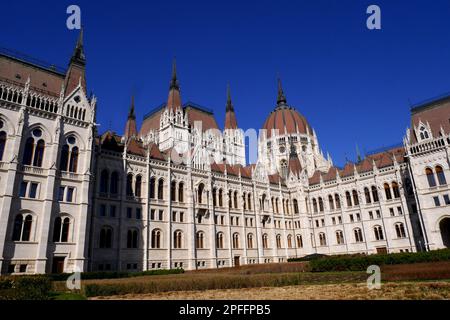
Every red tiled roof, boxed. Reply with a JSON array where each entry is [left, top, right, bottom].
[[411, 96, 450, 143], [0, 54, 64, 97], [263, 106, 313, 138]]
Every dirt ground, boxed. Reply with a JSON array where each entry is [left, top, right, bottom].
[[90, 281, 450, 300]]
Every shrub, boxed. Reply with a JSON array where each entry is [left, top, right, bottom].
[[309, 248, 450, 272], [0, 276, 52, 300]]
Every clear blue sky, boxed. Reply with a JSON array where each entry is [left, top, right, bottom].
[[1, 0, 450, 167]]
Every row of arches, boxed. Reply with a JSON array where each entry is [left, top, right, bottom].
[[65, 104, 86, 121], [426, 166, 447, 187], [12, 213, 73, 243], [311, 182, 401, 214], [0, 85, 23, 106], [316, 223, 407, 246]]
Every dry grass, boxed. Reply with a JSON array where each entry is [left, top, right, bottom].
[[382, 261, 450, 281], [90, 281, 450, 300]]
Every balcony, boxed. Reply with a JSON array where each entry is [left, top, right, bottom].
[[21, 165, 46, 176]]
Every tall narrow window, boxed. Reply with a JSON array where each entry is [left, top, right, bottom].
[[61, 218, 70, 242], [151, 229, 161, 248], [346, 191, 352, 207], [218, 189, 223, 207], [436, 166, 447, 185], [234, 191, 238, 209], [392, 182, 400, 198], [196, 232, 204, 249], [426, 168, 436, 187], [371, 186, 379, 202], [328, 195, 334, 211], [12, 214, 24, 241], [364, 187, 371, 204], [126, 173, 133, 196], [171, 181, 176, 201], [59, 145, 69, 171], [297, 234, 303, 248], [247, 233, 254, 249], [262, 234, 269, 249], [335, 194, 341, 209], [174, 230, 182, 249], [354, 228, 363, 242], [33, 139, 45, 167], [384, 183, 392, 200], [0, 131, 6, 161], [135, 175, 142, 197], [318, 197, 324, 212], [216, 232, 224, 249], [178, 182, 184, 202], [352, 190, 359, 206], [233, 233, 240, 249], [312, 198, 318, 213], [157, 179, 164, 199], [248, 193, 252, 210], [110, 171, 118, 195], [149, 177, 156, 199], [53, 217, 62, 242], [22, 215, 32, 241], [198, 183, 204, 204], [395, 223, 406, 238], [100, 170, 109, 194], [68, 146, 78, 172], [22, 137, 34, 165], [294, 199, 299, 213]]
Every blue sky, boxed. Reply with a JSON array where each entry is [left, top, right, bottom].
[[1, 0, 450, 166]]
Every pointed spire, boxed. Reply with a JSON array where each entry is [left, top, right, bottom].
[[124, 94, 138, 139], [166, 58, 182, 112], [226, 84, 234, 112], [128, 94, 136, 119], [71, 27, 85, 65], [224, 84, 238, 130], [65, 28, 86, 96], [169, 57, 179, 90], [276, 77, 287, 107]]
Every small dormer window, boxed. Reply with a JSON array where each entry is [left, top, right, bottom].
[[42, 82, 47, 87], [419, 126, 430, 140], [74, 96, 81, 103]]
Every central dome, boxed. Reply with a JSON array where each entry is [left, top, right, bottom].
[[262, 79, 312, 138]]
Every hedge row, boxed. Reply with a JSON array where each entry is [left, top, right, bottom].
[[309, 248, 450, 272], [0, 276, 52, 300], [47, 268, 184, 281]]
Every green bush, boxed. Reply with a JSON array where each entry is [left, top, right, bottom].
[[0, 276, 52, 300], [309, 248, 450, 272]]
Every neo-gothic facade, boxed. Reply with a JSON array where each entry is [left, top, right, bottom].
[[0, 32, 449, 275]]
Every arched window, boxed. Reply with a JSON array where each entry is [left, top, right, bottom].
[[335, 194, 341, 209], [12, 214, 33, 241], [436, 166, 447, 185], [426, 168, 436, 187], [247, 233, 254, 249], [53, 217, 70, 243], [33, 139, 45, 167], [319, 232, 327, 246], [149, 177, 156, 199], [135, 175, 142, 197], [261, 194, 266, 211], [384, 183, 392, 200], [216, 232, 224, 249], [110, 171, 119, 195], [218, 189, 223, 207], [196, 231, 205, 249], [151, 229, 161, 248], [232, 233, 240, 249], [364, 187, 371, 204], [198, 183, 205, 204], [174, 230, 183, 249], [68, 146, 79, 173], [228, 190, 232, 208], [296, 234, 303, 248], [171, 181, 177, 201], [22, 137, 34, 165], [126, 173, 133, 196], [262, 234, 269, 249], [212, 188, 217, 206], [0, 131, 6, 161], [247, 193, 252, 211], [293, 199, 299, 213], [328, 195, 334, 211], [178, 182, 184, 202], [157, 178, 164, 199], [371, 186, 379, 202], [336, 230, 344, 245], [354, 228, 363, 242], [99, 227, 113, 248], [312, 198, 318, 213], [100, 169, 109, 194], [59, 145, 69, 171], [352, 190, 359, 206], [374, 225, 384, 241], [234, 191, 238, 209], [275, 198, 279, 213], [127, 229, 138, 248], [346, 191, 352, 207], [419, 126, 430, 140], [395, 223, 406, 238], [276, 234, 282, 248], [318, 197, 324, 212], [242, 192, 247, 210], [287, 234, 293, 248], [392, 182, 400, 198]]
